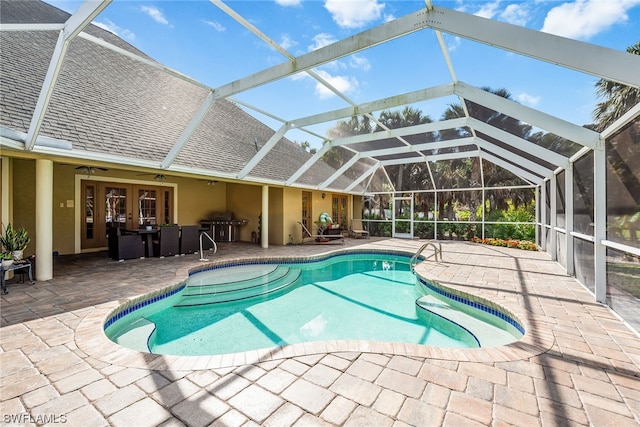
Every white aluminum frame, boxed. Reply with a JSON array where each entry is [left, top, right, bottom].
[[2, 0, 639, 314]]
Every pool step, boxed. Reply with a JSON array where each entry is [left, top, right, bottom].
[[110, 317, 155, 353], [175, 266, 301, 307], [185, 264, 281, 288], [415, 295, 519, 347]]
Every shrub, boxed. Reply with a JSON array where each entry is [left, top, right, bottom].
[[471, 237, 538, 251], [485, 206, 535, 241]]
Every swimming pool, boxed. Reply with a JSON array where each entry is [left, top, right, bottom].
[[105, 251, 524, 356]]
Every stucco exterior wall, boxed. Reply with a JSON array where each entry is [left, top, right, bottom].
[[52, 163, 77, 255], [283, 187, 302, 245], [226, 183, 262, 243], [12, 159, 37, 257], [267, 187, 284, 246], [2, 156, 357, 253], [353, 195, 363, 222], [176, 178, 227, 226]]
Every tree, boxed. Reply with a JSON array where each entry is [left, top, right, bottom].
[[375, 107, 433, 191], [439, 87, 536, 226], [593, 42, 640, 132], [323, 115, 372, 170]]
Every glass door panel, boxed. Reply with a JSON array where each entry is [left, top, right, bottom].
[[105, 186, 129, 230], [80, 181, 173, 251], [393, 196, 413, 238], [332, 195, 348, 228], [81, 182, 100, 249], [137, 189, 157, 226], [302, 191, 312, 237]]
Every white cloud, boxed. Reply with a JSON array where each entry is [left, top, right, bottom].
[[447, 35, 462, 52], [275, 0, 302, 6], [500, 3, 530, 26], [309, 33, 337, 51], [140, 5, 170, 26], [349, 54, 371, 71], [516, 92, 541, 107], [324, 0, 385, 28], [279, 34, 297, 50], [314, 69, 358, 99], [474, 0, 501, 19], [204, 20, 226, 32], [94, 18, 136, 42], [541, 0, 640, 40]]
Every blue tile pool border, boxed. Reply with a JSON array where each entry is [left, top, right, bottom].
[[103, 284, 185, 330], [104, 249, 524, 337], [416, 276, 525, 335]]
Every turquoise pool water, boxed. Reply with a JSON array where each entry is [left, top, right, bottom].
[[105, 253, 523, 356]]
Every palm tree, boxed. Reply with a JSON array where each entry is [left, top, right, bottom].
[[439, 88, 538, 228], [323, 115, 372, 170], [593, 42, 640, 132], [375, 106, 433, 191]]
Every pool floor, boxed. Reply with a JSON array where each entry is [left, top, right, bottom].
[[109, 255, 522, 355]]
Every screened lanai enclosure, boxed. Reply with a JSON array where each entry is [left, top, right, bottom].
[[1, 1, 639, 331]]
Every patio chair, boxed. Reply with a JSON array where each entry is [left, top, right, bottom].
[[350, 219, 369, 239], [107, 228, 145, 261], [152, 225, 180, 257], [180, 225, 200, 255]]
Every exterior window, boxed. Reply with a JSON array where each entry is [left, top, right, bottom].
[[332, 195, 348, 227], [138, 189, 157, 225], [84, 185, 94, 239], [302, 191, 312, 236], [164, 190, 171, 224], [105, 187, 127, 226]]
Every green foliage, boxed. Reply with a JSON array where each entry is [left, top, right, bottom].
[[472, 237, 538, 251], [485, 206, 535, 241], [0, 223, 30, 252], [366, 221, 392, 237], [593, 42, 640, 131], [414, 222, 435, 239]]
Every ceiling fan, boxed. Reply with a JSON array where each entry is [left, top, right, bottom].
[[137, 173, 167, 183], [76, 165, 108, 175], [197, 179, 218, 187], [60, 165, 109, 176]]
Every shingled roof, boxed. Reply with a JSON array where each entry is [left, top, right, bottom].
[[0, 0, 356, 191], [1, 0, 638, 195]]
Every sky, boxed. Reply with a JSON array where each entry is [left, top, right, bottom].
[[46, 0, 640, 148]]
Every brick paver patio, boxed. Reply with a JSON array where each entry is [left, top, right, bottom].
[[1, 239, 638, 426]]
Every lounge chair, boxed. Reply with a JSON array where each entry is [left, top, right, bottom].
[[298, 222, 344, 245], [350, 219, 369, 239]]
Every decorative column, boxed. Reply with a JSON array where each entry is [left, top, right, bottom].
[[1, 157, 11, 226], [35, 159, 53, 281], [261, 185, 268, 248]]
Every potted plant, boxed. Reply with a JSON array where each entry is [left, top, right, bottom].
[[0, 223, 30, 260], [1, 252, 13, 267]]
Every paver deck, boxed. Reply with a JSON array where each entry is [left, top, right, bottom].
[[1, 239, 639, 426]]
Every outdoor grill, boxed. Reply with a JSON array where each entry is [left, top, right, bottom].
[[201, 212, 248, 242]]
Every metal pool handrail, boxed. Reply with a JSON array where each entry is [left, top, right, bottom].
[[410, 241, 442, 272], [199, 231, 217, 261]]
